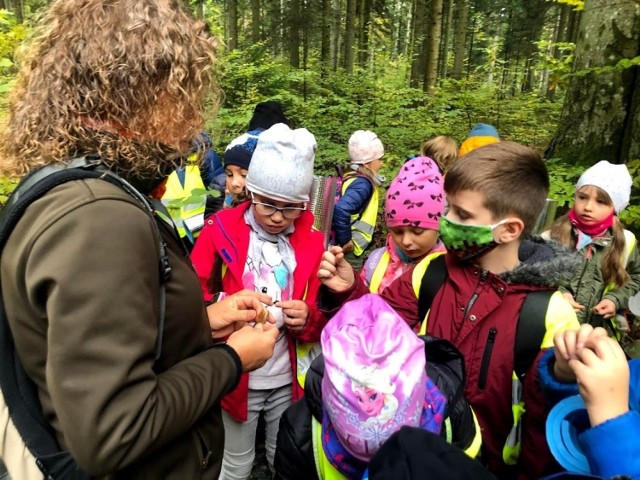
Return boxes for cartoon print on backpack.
[349,365,398,426]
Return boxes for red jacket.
[325,238,579,478]
[191,201,328,421]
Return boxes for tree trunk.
[451,0,468,80]
[251,0,261,44]
[423,0,443,91]
[545,4,566,101]
[358,0,373,67]
[438,0,453,80]
[410,0,427,88]
[321,0,331,75]
[331,0,342,71]
[547,0,640,164]
[344,0,356,73]
[289,0,301,68]
[226,0,238,51]
[520,0,551,92]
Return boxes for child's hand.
[563,292,585,312]
[553,324,608,382]
[341,240,354,253]
[570,335,630,427]
[592,298,617,319]
[277,300,309,332]
[317,246,356,292]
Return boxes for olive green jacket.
[1,178,241,479]
[559,229,640,325]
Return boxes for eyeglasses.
[251,193,307,219]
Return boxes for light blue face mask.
[438,216,509,262]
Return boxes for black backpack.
[417,254,554,381]
[0,157,170,479]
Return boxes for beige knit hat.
[348,130,384,164]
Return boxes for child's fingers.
[575,324,595,349]
[568,357,589,380]
[582,335,626,362]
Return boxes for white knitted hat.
[245,123,316,203]
[576,160,632,214]
[348,130,384,164]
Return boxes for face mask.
[439,216,509,262]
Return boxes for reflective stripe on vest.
[162,164,206,239]
[342,175,379,257]
[368,250,391,293]
[312,417,347,480]
[503,373,525,465]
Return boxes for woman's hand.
[227,323,279,372]
[207,289,274,338]
[317,246,355,292]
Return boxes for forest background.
[0,0,639,232]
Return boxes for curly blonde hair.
[0,0,218,179]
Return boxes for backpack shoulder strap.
[417,254,448,324]
[514,290,555,380]
[0,158,169,479]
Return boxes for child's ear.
[496,218,524,244]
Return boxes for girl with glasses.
[191,123,329,480]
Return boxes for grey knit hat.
[245,123,316,203]
[348,130,384,164]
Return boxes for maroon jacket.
[322,238,580,478]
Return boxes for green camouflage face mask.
[439,216,508,262]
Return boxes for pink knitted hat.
[321,294,427,461]
[385,156,444,230]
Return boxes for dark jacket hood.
[501,235,581,287]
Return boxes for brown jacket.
[1,177,240,479]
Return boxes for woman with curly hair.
[0,1,278,478]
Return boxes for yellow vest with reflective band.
[412,253,573,465]
[368,250,391,293]
[312,417,346,480]
[162,164,206,239]
[342,174,379,257]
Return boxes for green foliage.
[566,56,640,81]
[215,50,563,183]
[0,10,26,100]
[0,177,18,206]
[555,0,584,10]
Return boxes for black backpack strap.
[0,159,170,479]
[514,290,555,380]
[417,255,448,324]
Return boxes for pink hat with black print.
[385,156,444,230]
[321,294,429,461]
